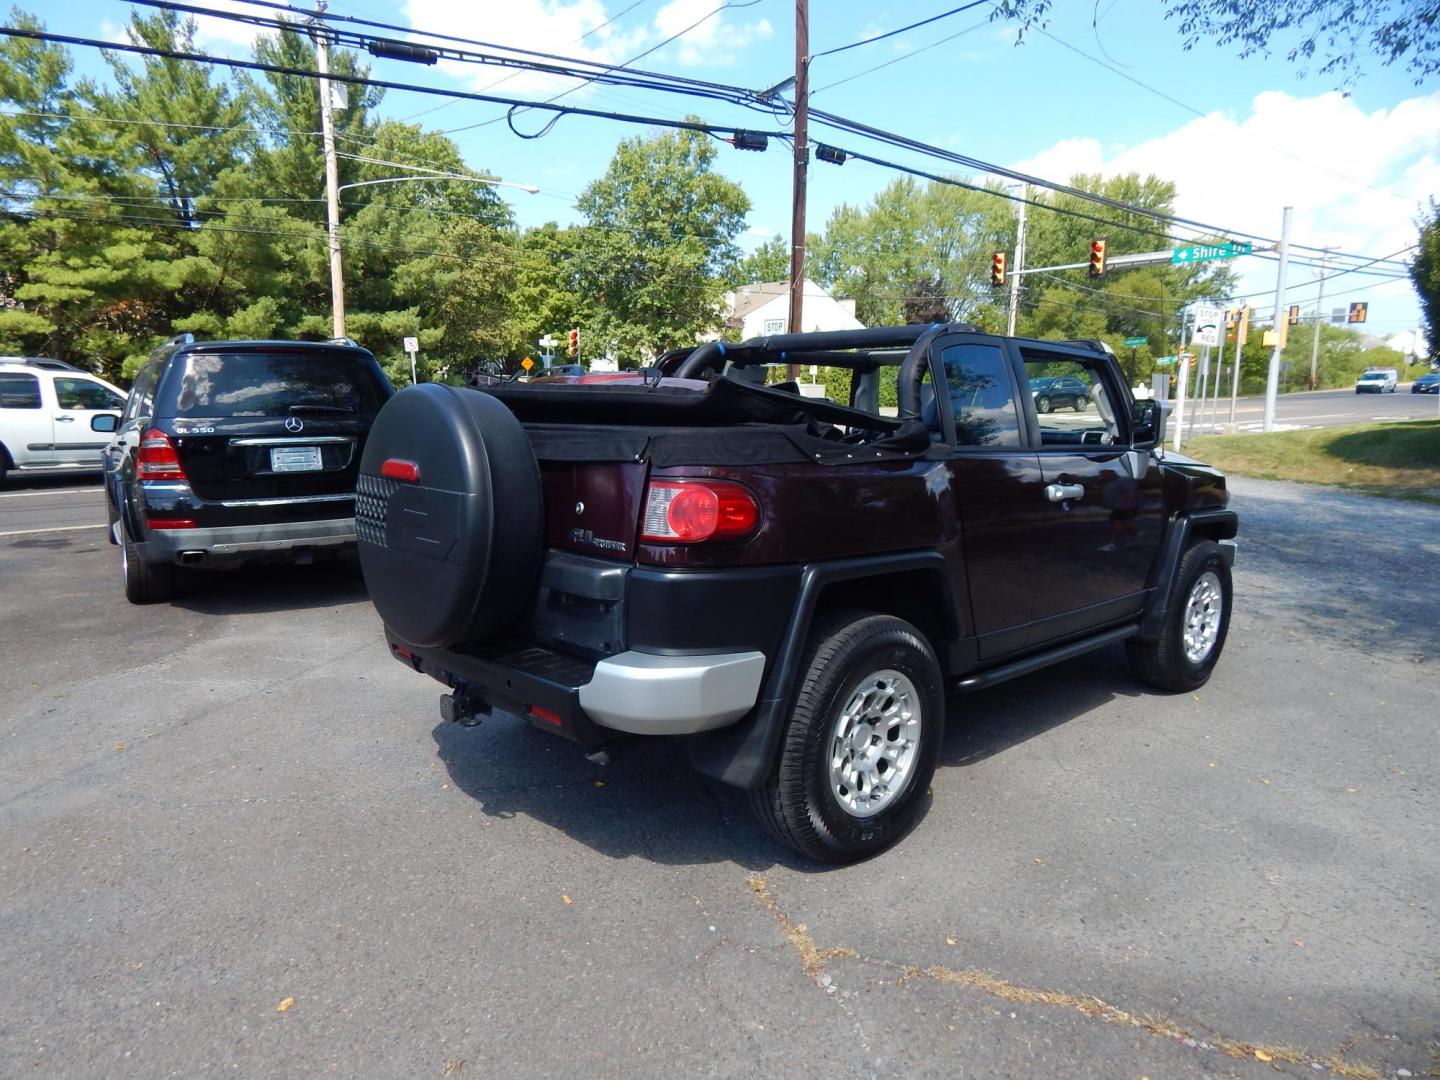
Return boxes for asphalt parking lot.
[1,475,1437,1078]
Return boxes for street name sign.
[1154,356,1177,367]
[1123,336,1148,348]
[1172,241,1254,265]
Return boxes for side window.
[1023,356,1121,445]
[54,377,125,411]
[123,363,160,423]
[0,372,42,409]
[933,343,1022,448]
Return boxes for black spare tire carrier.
[356,384,543,649]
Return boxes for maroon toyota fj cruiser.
[356,324,1237,862]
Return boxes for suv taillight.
[641,480,759,543]
[137,427,187,481]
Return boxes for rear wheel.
[1074,395,1089,412]
[750,612,944,864]
[119,520,176,604]
[1127,541,1231,692]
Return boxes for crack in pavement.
[747,873,1399,1080]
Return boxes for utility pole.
[1308,248,1332,391]
[785,0,809,379]
[1262,206,1292,433]
[1007,191,1026,337]
[314,4,345,340]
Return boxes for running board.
[952,625,1138,692]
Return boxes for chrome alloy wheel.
[828,669,922,819]
[1182,570,1223,665]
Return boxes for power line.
[435,0,765,137]
[14,13,1415,276]
[0,24,789,143]
[811,18,990,95]
[810,1,990,61]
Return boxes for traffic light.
[1225,309,1238,331]
[990,251,1006,288]
[1088,239,1107,277]
[1348,302,1368,324]
[1237,306,1250,345]
[567,328,579,356]
[1288,304,1301,325]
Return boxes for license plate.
[270,445,323,472]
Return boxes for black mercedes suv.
[98,335,393,603]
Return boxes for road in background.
[0,477,1436,1078]
[1187,384,1438,434]
[0,474,106,537]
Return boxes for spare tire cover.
[356,384,543,649]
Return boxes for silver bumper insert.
[579,650,766,736]
[1218,538,1237,567]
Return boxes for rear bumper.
[579,650,766,735]
[137,517,356,564]
[390,634,767,742]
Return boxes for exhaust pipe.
[178,551,206,565]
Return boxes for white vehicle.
[0,358,127,482]
[1354,368,1398,394]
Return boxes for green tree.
[734,234,790,285]
[573,125,750,363]
[1411,199,1440,364]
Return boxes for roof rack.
[0,356,85,372]
[158,332,196,350]
[328,337,359,347]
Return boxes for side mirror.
[1131,399,1168,449]
[91,413,119,433]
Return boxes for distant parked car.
[0,358,127,483]
[1030,374,1091,412]
[1355,370,1398,394]
[1410,373,1440,394]
[99,335,393,603]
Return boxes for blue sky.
[41,1,1440,343]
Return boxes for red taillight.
[381,458,421,482]
[640,481,759,543]
[145,518,196,530]
[137,428,187,481]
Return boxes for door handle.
[55,415,75,422]
[1045,483,1085,502]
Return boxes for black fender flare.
[687,550,958,790]
[1138,508,1238,639]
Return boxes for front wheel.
[750,612,944,864]
[1036,396,1052,413]
[1127,540,1231,692]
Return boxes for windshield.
[1360,373,1387,381]
[168,351,387,417]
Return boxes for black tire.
[749,612,945,864]
[1036,396,1052,414]
[0,443,10,485]
[1074,396,1089,412]
[119,519,176,604]
[1126,540,1231,692]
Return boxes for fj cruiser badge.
[570,528,625,552]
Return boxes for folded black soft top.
[479,376,928,466]
[481,373,903,432]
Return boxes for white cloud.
[1009,89,1437,325]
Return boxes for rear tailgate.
[157,347,389,525]
[539,461,648,561]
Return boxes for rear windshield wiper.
[288,402,355,414]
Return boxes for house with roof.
[723,278,865,339]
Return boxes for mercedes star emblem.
[284,416,304,433]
